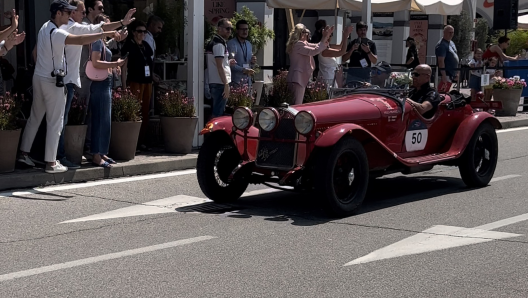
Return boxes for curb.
[497,118,528,130]
[0,154,197,192]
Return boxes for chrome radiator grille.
[255,110,297,169]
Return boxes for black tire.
[314,137,369,217]
[197,132,249,202]
[458,121,498,187]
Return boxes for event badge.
[481,74,490,86]
[360,59,368,68]
[145,66,151,77]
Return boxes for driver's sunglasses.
[411,72,421,77]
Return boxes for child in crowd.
[468,48,484,101]
[483,57,502,101]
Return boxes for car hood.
[293,93,398,124]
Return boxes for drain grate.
[176,202,239,214]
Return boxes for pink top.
[286,41,327,88]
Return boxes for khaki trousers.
[20,75,67,162]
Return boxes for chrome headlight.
[258,108,279,132]
[294,111,315,135]
[232,107,253,130]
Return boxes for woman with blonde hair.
[286,23,334,104]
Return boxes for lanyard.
[237,38,248,63]
[131,39,149,66]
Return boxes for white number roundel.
[405,120,428,151]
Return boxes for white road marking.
[497,126,528,134]
[344,211,528,266]
[0,236,216,282]
[490,174,522,183]
[0,169,197,199]
[60,188,281,223]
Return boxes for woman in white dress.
[310,20,353,87]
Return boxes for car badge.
[258,148,278,161]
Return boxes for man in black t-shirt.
[407,64,441,119]
[405,37,420,70]
[342,21,378,84]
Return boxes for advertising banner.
[409,15,429,65]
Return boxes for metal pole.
[362,0,372,39]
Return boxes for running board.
[399,152,457,165]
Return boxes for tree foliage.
[153,0,186,55]
[475,18,489,51]
[230,6,275,54]
[448,10,472,60]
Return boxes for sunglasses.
[238,28,249,31]
[62,10,73,15]
[135,30,147,34]
[77,10,86,15]
[221,26,233,31]
[412,72,430,77]
[96,5,104,10]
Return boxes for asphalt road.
[1,127,528,297]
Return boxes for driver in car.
[407,64,441,119]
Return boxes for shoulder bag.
[85,42,109,81]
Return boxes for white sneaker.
[45,160,68,173]
[17,154,36,167]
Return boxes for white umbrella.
[415,0,463,15]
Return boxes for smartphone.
[121,52,129,59]
[361,38,369,45]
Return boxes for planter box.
[161,117,198,154]
[0,129,21,173]
[109,121,142,161]
[64,125,87,165]
[493,89,523,116]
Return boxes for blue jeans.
[210,83,227,118]
[56,83,75,160]
[89,76,112,155]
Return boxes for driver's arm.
[407,99,433,115]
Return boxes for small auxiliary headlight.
[258,108,279,131]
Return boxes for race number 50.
[405,119,429,152]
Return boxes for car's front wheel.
[315,137,369,217]
[458,121,498,187]
[197,132,249,202]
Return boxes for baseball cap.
[373,61,392,73]
[405,36,415,42]
[50,0,77,13]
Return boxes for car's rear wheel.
[197,132,249,202]
[458,121,498,187]
[315,137,369,217]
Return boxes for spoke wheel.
[197,133,249,202]
[459,122,498,187]
[315,137,369,217]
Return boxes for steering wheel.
[343,80,367,89]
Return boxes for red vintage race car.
[196,88,501,217]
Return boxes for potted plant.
[492,76,527,116]
[158,90,198,154]
[63,94,87,165]
[0,92,23,173]
[227,81,254,113]
[261,71,294,107]
[109,88,142,160]
[389,72,413,88]
[304,79,329,103]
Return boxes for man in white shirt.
[18,0,119,173]
[54,0,135,168]
[145,15,163,61]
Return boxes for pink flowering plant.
[0,92,23,130]
[262,70,294,107]
[111,88,142,122]
[67,94,87,125]
[492,76,527,90]
[389,72,412,86]
[303,79,329,103]
[228,81,254,108]
[159,89,196,117]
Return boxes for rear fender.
[447,112,502,157]
[200,116,259,160]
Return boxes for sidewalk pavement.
[1,111,528,192]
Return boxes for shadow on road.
[176,175,475,225]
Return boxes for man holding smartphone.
[342,21,378,84]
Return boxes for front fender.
[200,116,259,160]
[447,112,502,157]
[314,123,383,148]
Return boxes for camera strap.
[50,26,68,75]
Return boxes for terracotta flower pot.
[64,125,87,165]
[109,121,142,161]
[160,117,198,154]
[493,88,523,116]
[0,129,22,173]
